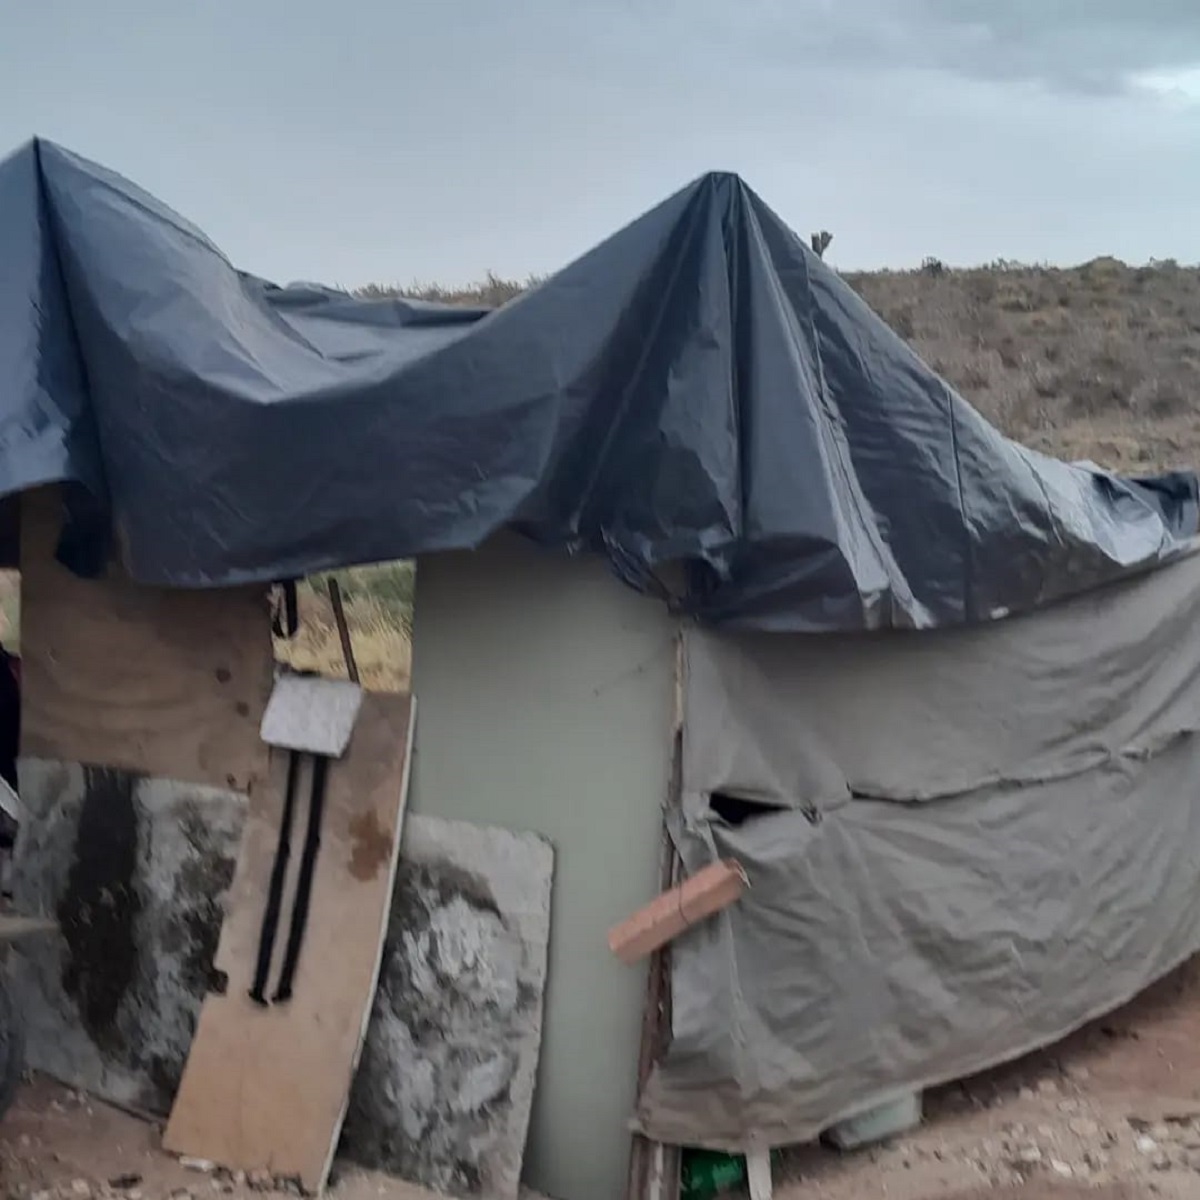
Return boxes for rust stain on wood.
[348,807,393,881]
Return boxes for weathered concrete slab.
[340,814,554,1200]
[10,758,244,1113]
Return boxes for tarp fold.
[0,137,1194,629]
[635,551,1200,1146]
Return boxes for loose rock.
[179,1160,216,1175]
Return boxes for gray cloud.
[913,1,1200,94]
[4,0,1200,283]
[674,1,1200,97]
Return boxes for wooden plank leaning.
[625,632,686,1200]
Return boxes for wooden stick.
[625,632,686,1200]
[327,578,359,684]
[747,1149,774,1200]
[608,860,748,965]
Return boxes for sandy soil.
[0,1077,439,1200]
[0,1078,547,1200]
[7,961,1200,1199]
[773,957,1200,1200]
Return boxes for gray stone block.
[10,758,244,1112]
[340,814,553,1200]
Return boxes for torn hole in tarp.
[708,791,822,828]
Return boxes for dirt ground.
[771,956,1200,1200]
[0,1078,435,1200]
[6,959,1200,1200]
[6,850,1199,1200]
[0,1077,550,1200]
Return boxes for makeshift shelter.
[3,136,1200,1200]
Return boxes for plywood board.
[163,692,415,1195]
[19,489,273,793]
[341,815,553,1200]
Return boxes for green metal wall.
[410,536,675,1200]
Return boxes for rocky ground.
[0,1079,549,1200]
[0,1077,445,1200]
[772,956,1200,1199]
[7,954,1200,1200]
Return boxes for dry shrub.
[842,257,1200,472]
[274,567,413,693]
[355,260,1200,478]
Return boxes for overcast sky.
[2,1,1198,287]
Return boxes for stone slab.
[10,759,244,1113]
[260,674,364,757]
[340,814,554,1200]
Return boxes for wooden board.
[163,692,415,1194]
[608,859,747,965]
[0,914,57,942]
[19,488,274,793]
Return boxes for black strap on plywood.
[248,750,300,1006]
[272,752,329,1003]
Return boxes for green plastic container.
[680,1149,746,1198]
[681,1147,785,1197]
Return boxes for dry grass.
[384,255,1200,475]
[275,569,413,693]
[358,271,533,308]
[275,590,411,692]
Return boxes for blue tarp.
[1,137,1195,630]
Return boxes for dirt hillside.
[848,257,1200,475]
[388,257,1200,477]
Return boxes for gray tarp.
[0,137,1196,629]
[636,549,1200,1148]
